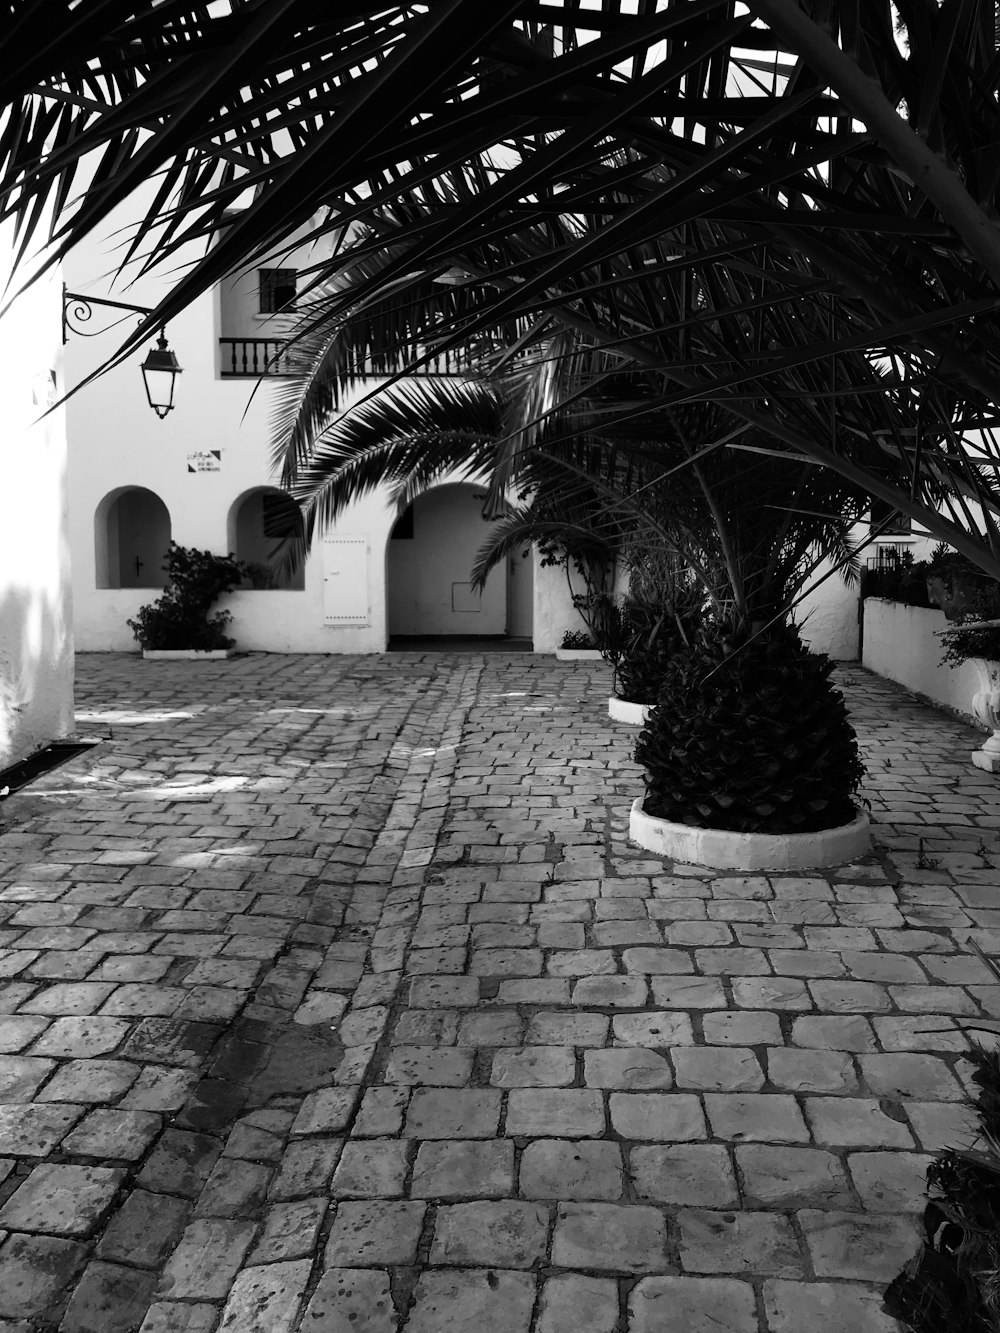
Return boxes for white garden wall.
[862,597,981,723]
[0,236,74,769]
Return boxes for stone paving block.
[798,1209,921,1280]
[495,979,571,1005]
[519,1139,623,1200]
[330,1139,410,1197]
[385,1048,473,1087]
[0,1233,88,1320]
[0,1103,84,1156]
[649,977,727,1008]
[695,947,770,975]
[628,1276,758,1333]
[736,1145,854,1209]
[456,1010,522,1047]
[0,1056,54,1101]
[411,1139,514,1198]
[766,1048,858,1094]
[905,1099,979,1150]
[405,1089,501,1139]
[249,1198,327,1263]
[122,1066,199,1112]
[535,1274,619,1333]
[805,1096,915,1148]
[791,1015,878,1051]
[408,976,480,1008]
[59,1259,157,1333]
[97,1190,192,1267]
[628,1144,738,1206]
[326,1200,426,1266]
[29,1016,132,1059]
[672,1047,764,1091]
[19,982,116,1015]
[848,1150,934,1212]
[677,1208,803,1275]
[0,1018,49,1054]
[35,1058,139,1104]
[571,976,649,1007]
[858,1052,965,1100]
[194,1157,272,1217]
[731,976,811,1010]
[0,1163,124,1236]
[873,1014,970,1052]
[158,1218,256,1300]
[491,1046,576,1087]
[612,1011,695,1047]
[405,1269,535,1333]
[583,1048,673,1089]
[506,1089,605,1137]
[269,1139,344,1200]
[392,1010,459,1046]
[609,1092,705,1141]
[701,1010,783,1045]
[552,1202,666,1272]
[291,1086,360,1134]
[217,1260,311,1333]
[704,1094,809,1143]
[138,1128,221,1197]
[546,950,617,976]
[352,1087,408,1138]
[139,1302,219,1333]
[524,1011,609,1046]
[764,1279,902,1333]
[430,1200,548,1268]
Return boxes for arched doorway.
[388,484,529,639]
[227,488,305,589]
[94,487,171,589]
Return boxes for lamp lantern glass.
[140,333,182,419]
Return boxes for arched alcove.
[227,488,305,590]
[94,487,171,589]
[386,483,511,637]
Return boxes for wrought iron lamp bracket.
[61,284,155,343]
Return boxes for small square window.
[259,268,297,314]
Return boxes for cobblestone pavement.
[0,652,998,1332]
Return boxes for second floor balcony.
[219,337,467,379]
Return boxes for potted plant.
[609,551,702,724]
[127,543,247,658]
[939,591,1000,771]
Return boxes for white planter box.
[142,649,234,660]
[608,696,651,725]
[629,796,871,871]
[555,648,602,661]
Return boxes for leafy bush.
[127,544,247,651]
[635,624,865,834]
[560,628,596,650]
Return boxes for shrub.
[127,544,247,651]
[635,623,865,834]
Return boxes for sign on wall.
[186,450,222,473]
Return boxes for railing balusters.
[219,337,462,378]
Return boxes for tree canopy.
[7,1,1000,569]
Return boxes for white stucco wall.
[796,558,859,661]
[0,246,74,767]
[863,597,980,723]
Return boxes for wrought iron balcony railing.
[219,337,467,378]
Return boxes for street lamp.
[62,285,183,419]
[140,333,183,419]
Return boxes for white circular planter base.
[629,797,871,871]
[608,696,651,725]
[142,649,233,660]
[554,648,603,661]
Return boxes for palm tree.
[6,1,1000,573]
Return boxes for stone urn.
[970,658,1000,772]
